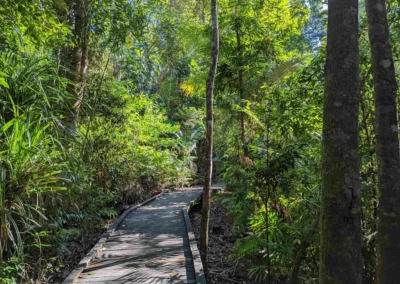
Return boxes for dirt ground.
[44,228,107,283]
[189,197,259,284]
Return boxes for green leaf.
[0,77,9,88]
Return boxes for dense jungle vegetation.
[1,0,400,283]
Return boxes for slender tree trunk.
[366,1,400,282]
[0,165,6,261]
[200,0,219,276]
[69,0,84,92]
[201,0,206,23]
[75,3,90,111]
[320,0,362,283]
[264,186,271,282]
[66,0,90,132]
[235,5,247,156]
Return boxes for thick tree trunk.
[319,0,362,283]
[200,0,219,276]
[366,1,400,282]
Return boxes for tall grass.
[0,51,73,129]
[0,50,70,264]
[0,114,66,260]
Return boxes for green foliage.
[0,256,23,284]
[0,0,69,50]
[81,89,192,195]
[0,47,197,282]
[217,45,324,281]
[0,108,66,261]
[0,0,397,282]
[0,51,73,126]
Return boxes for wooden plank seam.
[62,191,167,284]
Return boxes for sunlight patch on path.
[76,188,202,284]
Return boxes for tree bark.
[65,0,90,132]
[69,0,84,92]
[235,5,247,156]
[0,165,6,261]
[366,1,400,282]
[200,0,219,276]
[264,187,271,281]
[319,0,362,283]
[75,2,90,110]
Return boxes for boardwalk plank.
[75,189,202,284]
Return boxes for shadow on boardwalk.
[76,188,202,284]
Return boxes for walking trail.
[75,188,203,284]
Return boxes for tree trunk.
[319,0,362,283]
[66,0,90,132]
[75,3,90,111]
[0,165,6,261]
[264,187,271,282]
[235,5,247,156]
[200,0,219,276]
[69,0,84,92]
[366,1,400,282]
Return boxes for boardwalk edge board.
[182,193,207,284]
[62,191,166,284]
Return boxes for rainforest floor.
[45,228,107,283]
[190,194,260,284]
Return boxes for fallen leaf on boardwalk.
[88,273,92,275]
[170,273,177,277]
[78,275,84,278]
[100,247,106,251]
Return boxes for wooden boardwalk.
[75,188,202,284]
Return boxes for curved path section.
[76,188,202,284]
